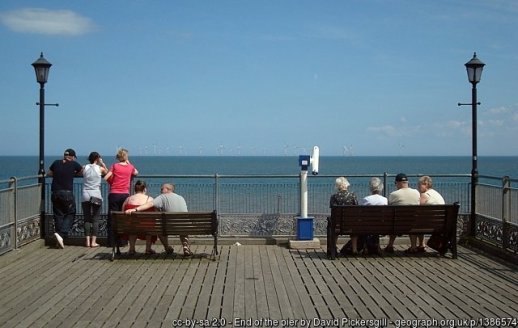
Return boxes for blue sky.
[1,0,517,157]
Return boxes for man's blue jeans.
[51,190,76,238]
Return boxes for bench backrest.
[330,204,459,235]
[111,211,218,236]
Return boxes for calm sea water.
[1,155,517,181]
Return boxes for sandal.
[91,243,100,248]
[183,249,193,257]
[145,249,156,255]
[417,246,426,253]
[128,250,137,256]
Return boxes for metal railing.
[1,173,517,255]
[0,176,41,255]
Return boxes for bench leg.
[451,237,458,259]
[211,237,218,261]
[326,219,336,260]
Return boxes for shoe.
[145,249,156,255]
[55,233,64,249]
[404,247,418,254]
[417,246,426,253]
[384,246,394,253]
[91,243,100,248]
[128,250,137,256]
[183,248,193,257]
[164,246,175,255]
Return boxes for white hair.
[369,177,383,194]
[335,177,350,191]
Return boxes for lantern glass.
[32,53,52,85]
[465,52,485,84]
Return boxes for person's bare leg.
[351,235,358,254]
[128,235,137,254]
[158,235,174,254]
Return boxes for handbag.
[427,233,449,255]
[89,196,103,206]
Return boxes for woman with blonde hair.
[104,148,138,247]
[413,175,445,252]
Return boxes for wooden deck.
[0,241,517,327]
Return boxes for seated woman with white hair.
[329,177,358,254]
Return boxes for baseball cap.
[64,148,76,158]
[395,173,408,182]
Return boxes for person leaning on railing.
[81,151,108,248]
[104,148,138,248]
[47,148,83,249]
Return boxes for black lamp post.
[32,52,52,239]
[460,52,485,237]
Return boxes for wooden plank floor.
[0,241,517,327]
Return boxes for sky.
[0,0,517,157]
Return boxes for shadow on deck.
[0,241,517,327]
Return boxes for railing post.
[9,177,18,250]
[383,172,388,197]
[214,174,219,234]
[502,176,510,250]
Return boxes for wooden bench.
[327,203,460,259]
[110,211,218,261]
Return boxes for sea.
[1,155,517,181]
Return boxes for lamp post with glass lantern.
[459,52,485,237]
[32,52,52,238]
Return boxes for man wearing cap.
[47,148,83,248]
[384,173,420,253]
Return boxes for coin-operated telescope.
[296,146,319,241]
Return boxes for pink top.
[107,162,136,194]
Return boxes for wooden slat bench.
[327,203,460,259]
[110,210,218,261]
